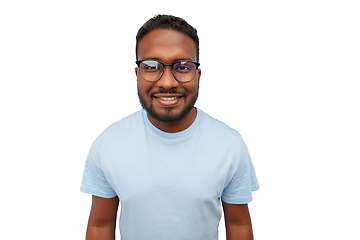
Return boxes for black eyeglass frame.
[135,59,200,82]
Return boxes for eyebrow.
[140,58,195,63]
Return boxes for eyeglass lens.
[139,60,197,82]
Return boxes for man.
[81,14,259,240]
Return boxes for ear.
[197,69,201,87]
[135,67,138,77]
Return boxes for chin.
[138,91,198,124]
[150,107,193,123]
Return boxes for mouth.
[157,96,179,100]
[153,94,183,107]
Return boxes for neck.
[147,108,197,133]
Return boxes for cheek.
[137,80,154,96]
[186,81,199,94]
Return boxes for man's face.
[136,29,201,124]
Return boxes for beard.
[138,89,199,124]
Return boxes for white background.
[1,0,359,239]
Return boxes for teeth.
[160,97,177,100]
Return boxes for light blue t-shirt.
[81,108,259,240]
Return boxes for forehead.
[137,29,197,63]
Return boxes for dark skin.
[222,201,254,240]
[85,29,254,239]
[136,29,201,133]
[86,196,119,240]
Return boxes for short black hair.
[136,14,199,62]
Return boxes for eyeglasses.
[136,59,200,82]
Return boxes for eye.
[178,65,191,71]
[174,62,194,73]
[141,60,161,72]
[144,65,158,70]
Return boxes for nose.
[156,66,179,89]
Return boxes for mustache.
[150,89,188,97]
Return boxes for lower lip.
[155,97,182,107]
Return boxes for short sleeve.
[80,134,117,198]
[221,136,259,204]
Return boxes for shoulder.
[95,109,144,143]
[104,109,143,133]
[199,109,244,146]
[200,110,242,138]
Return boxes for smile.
[153,95,183,107]
[159,97,178,101]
